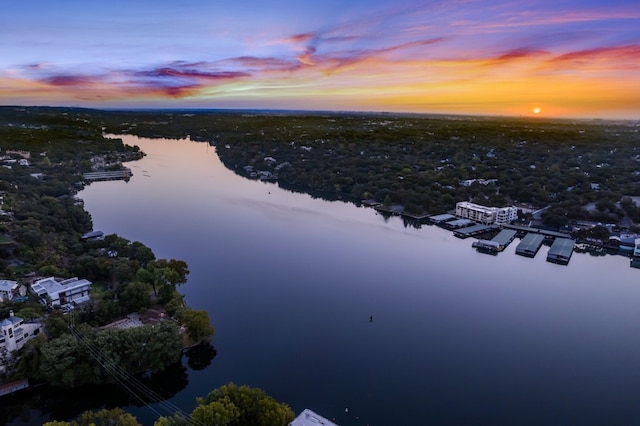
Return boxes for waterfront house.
[0,310,41,353]
[0,280,18,302]
[30,276,92,307]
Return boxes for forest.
[83,108,640,229]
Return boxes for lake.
[7,134,640,425]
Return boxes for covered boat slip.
[546,238,576,264]
[454,224,498,238]
[472,229,518,253]
[516,233,545,257]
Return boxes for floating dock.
[503,224,571,238]
[429,213,456,224]
[454,224,498,238]
[83,168,132,182]
[445,218,475,230]
[516,233,545,257]
[547,238,575,264]
[473,229,518,253]
[0,379,29,397]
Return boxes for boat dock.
[429,213,456,224]
[547,238,576,264]
[503,224,571,238]
[0,379,29,397]
[454,224,498,238]
[83,168,132,182]
[472,229,518,253]
[516,233,545,257]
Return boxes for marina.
[427,209,640,268]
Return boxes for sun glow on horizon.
[1,1,638,119]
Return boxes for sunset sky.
[1,0,639,119]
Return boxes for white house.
[30,277,92,307]
[0,311,41,353]
[0,280,19,302]
[455,201,518,225]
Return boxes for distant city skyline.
[1,0,639,119]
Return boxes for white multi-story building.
[30,277,92,307]
[495,206,519,225]
[455,202,518,225]
[0,311,41,353]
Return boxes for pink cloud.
[41,75,98,86]
[552,44,640,64]
[136,68,251,80]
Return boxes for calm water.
[8,135,640,425]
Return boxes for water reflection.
[185,343,217,371]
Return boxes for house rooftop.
[0,279,18,292]
[31,277,91,296]
[290,409,339,426]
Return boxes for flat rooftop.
[548,238,575,259]
[516,233,545,255]
[492,229,517,246]
[454,224,495,236]
[429,213,456,223]
[447,218,475,228]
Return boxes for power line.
[68,312,203,425]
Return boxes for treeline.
[43,383,294,426]
[85,108,640,228]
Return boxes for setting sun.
[533,107,542,114]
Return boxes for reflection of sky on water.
[78,135,640,426]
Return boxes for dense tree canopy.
[182,308,215,345]
[87,108,640,227]
[157,383,295,426]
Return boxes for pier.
[503,224,570,238]
[0,379,29,397]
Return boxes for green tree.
[15,306,41,321]
[43,408,142,426]
[44,310,70,338]
[17,333,47,380]
[193,383,295,426]
[120,280,152,312]
[129,241,156,266]
[182,309,215,344]
[192,398,241,425]
[38,334,100,388]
